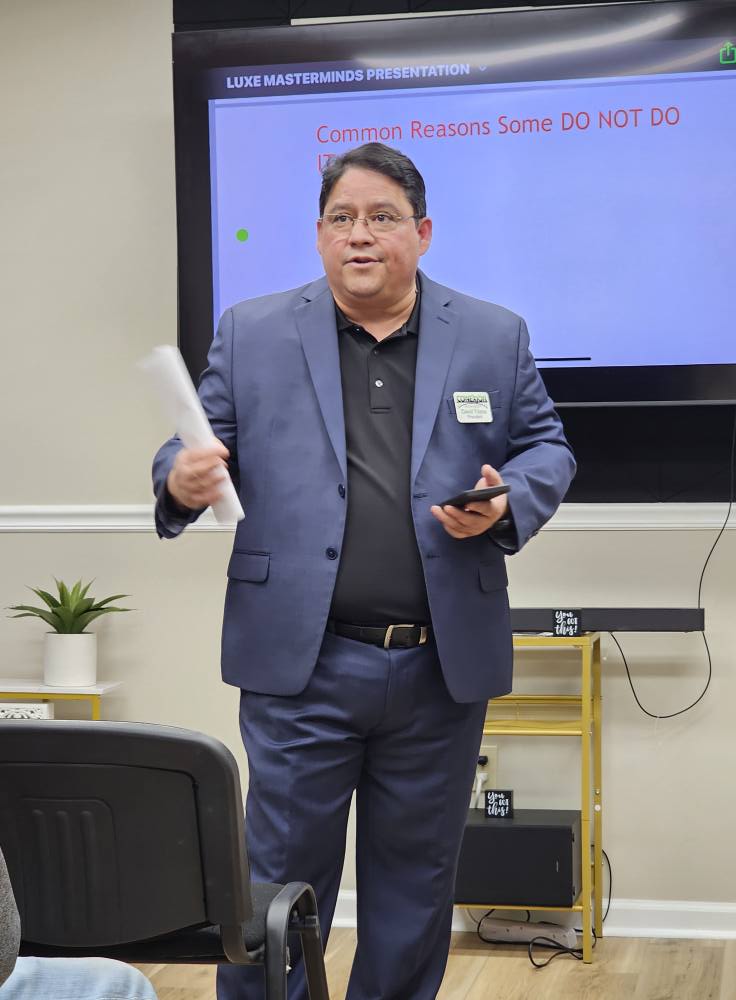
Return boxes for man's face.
[316,167,432,310]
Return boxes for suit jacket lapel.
[411,274,459,486]
[295,279,347,479]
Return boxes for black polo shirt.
[329,290,431,626]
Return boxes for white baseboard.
[333,890,736,939]
[601,899,736,939]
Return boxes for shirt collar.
[334,281,421,338]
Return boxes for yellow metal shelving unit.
[470,632,603,963]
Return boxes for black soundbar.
[510,608,704,633]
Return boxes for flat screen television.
[172,0,736,406]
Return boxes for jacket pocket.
[478,561,508,592]
[227,550,270,582]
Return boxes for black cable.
[602,849,612,922]
[609,630,712,720]
[528,929,597,968]
[608,406,734,720]
[574,850,613,930]
[697,405,736,609]
[466,907,494,928]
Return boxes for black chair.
[0,720,329,1000]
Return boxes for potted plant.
[8,578,131,687]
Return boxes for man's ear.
[417,217,433,257]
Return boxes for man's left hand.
[430,464,509,540]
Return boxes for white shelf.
[0,678,122,696]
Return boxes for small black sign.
[485,789,514,819]
[553,609,581,637]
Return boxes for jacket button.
[326,547,338,560]
[338,483,346,498]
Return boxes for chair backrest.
[0,720,252,947]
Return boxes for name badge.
[453,391,493,424]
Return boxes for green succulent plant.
[8,578,131,634]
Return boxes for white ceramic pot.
[43,632,97,687]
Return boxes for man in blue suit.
[153,143,575,999]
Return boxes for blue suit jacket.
[153,272,575,702]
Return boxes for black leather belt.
[326,619,430,649]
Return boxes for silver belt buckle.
[383,624,428,649]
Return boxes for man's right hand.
[166,440,230,512]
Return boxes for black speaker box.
[455,809,582,908]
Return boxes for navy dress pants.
[216,630,487,1000]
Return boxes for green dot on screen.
[235,228,249,242]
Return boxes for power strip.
[478,916,578,949]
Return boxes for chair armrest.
[266,883,329,1000]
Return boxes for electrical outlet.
[472,740,498,807]
[478,740,498,786]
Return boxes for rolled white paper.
[141,345,244,524]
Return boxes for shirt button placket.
[369,347,388,409]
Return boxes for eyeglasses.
[320,212,418,234]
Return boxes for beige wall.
[0,0,176,505]
[1,0,734,908]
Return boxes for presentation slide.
[208,68,735,369]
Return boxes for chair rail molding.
[0,505,227,533]
[0,503,733,533]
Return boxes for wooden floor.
[137,929,736,1000]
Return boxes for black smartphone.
[440,484,510,508]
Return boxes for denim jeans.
[0,957,157,1000]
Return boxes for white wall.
[1,0,734,916]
